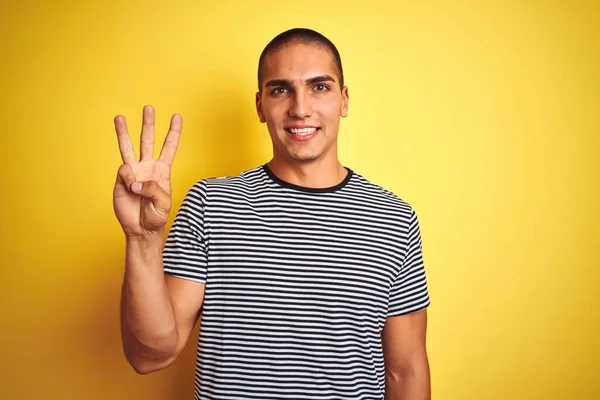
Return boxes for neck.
[267,157,348,189]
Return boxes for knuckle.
[118,164,134,177]
[118,164,130,176]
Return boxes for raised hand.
[113,105,182,238]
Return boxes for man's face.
[256,43,349,165]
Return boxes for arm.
[381,309,430,400]
[113,106,204,374]
[120,232,205,374]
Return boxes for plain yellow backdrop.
[1,0,598,399]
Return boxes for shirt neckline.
[262,164,353,194]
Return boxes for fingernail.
[133,182,142,191]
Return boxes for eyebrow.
[265,75,336,88]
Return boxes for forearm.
[120,233,177,372]
[384,352,431,400]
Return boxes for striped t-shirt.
[163,164,430,400]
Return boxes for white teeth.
[289,127,317,136]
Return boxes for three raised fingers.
[115,106,182,166]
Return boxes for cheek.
[263,102,287,123]
[263,109,286,135]
[316,101,342,121]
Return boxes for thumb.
[131,181,171,211]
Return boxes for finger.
[131,180,171,212]
[114,164,136,197]
[114,115,137,164]
[158,113,183,166]
[140,105,155,161]
[117,163,136,189]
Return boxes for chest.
[202,200,405,310]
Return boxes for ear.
[256,92,266,123]
[340,86,349,118]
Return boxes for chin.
[288,151,322,163]
[293,157,320,164]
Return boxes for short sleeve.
[387,209,431,317]
[163,180,208,283]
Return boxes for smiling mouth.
[285,127,320,136]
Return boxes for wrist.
[125,231,165,249]
[125,231,165,271]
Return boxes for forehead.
[262,43,338,84]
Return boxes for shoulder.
[184,165,269,199]
[203,165,266,190]
[346,170,417,218]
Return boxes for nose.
[288,90,313,119]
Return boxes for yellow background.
[1,0,598,399]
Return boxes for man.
[114,28,431,400]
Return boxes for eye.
[313,84,330,91]
[271,87,290,95]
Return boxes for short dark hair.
[257,28,344,92]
